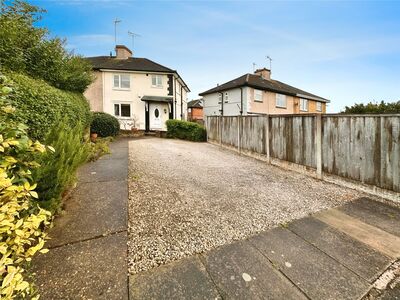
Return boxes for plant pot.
[90,133,98,142]
[131,127,138,133]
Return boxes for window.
[316,102,322,112]
[300,98,308,111]
[218,93,222,104]
[254,89,263,102]
[113,74,130,89]
[224,92,229,103]
[152,75,162,88]
[276,94,287,108]
[114,103,131,117]
[154,108,160,118]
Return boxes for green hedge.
[166,119,206,142]
[6,72,91,140]
[3,72,92,212]
[90,112,120,137]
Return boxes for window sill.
[112,88,131,91]
[254,100,263,103]
[275,105,287,109]
[115,116,132,119]
[300,110,309,112]
[151,85,163,89]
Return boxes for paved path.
[130,198,400,300]
[33,138,130,299]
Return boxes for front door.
[150,104,162,129]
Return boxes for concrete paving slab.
[33,232,128,300]
[47,180,127,247]
[315,208,400,259]
[129,256,220,300]
[78,157,128,183]
[249,227,369,300]
[289,216,391,282]
[201,241,307,299]
[379,283,400,299]
[339,197,400,237]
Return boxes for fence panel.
[206,114,400,193]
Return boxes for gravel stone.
[127,137,368,274]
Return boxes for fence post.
[219,115,222,147]
[266,114,270,163]
[315,114,323,179]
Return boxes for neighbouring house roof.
[187,99,203,108]
[85,56,190,92]
[199,73,329,102]
[141,95,173,103]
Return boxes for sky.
[30,0,400,112]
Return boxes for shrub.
[6,72,91,141]
[87,137,113,162]
[90,112,120,137]
[166,119,206,142]
[0,74,51,299]
[33,121,89,213]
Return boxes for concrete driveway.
[127,137,369,274]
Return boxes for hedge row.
[166,119,206,142]
[6,72,91,140]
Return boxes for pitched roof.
[85,56,190,92]
[187,99,203,108]
[199,73,329,102]
[86,56,174,73]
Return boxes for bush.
[166,119,206,142]
[33,121,89,213]
[6,72,91,141]
[90,112,120,137]
[0,74,51,299]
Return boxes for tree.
[342,101,400,114]
[0,0,93,92]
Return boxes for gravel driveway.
[128,137,366,274]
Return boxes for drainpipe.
[239,87,243,115]
[219,92,224,116]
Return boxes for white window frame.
[224,92,229,103]
[300,98,308,112]
[275,94,287,108]
[151,75,163,88]
[316,101,322,112]
[254,89,263,102]
[114,102,131,118]
[218,93,222,104]
[113,74,130,90]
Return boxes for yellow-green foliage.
[0,75,51,299]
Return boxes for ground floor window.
[114,103,131,117]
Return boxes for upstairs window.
[113,74,130,89]
[218,93,222,104]
[300,98,308,111]
[152,75,163,88]
[114,103,131,117]
[316,102,322,112]
[276,94,287,108]
[254,89,263,102]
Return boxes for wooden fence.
[206,114,400,194]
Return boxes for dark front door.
[145,102,150,132]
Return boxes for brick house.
[187,99,203,122]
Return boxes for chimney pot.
[115,45,133,59]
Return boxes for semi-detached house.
[84,45,190,131]
[199,68,329,116]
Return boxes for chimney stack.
[115,45,132,59]
[254,68,271,80]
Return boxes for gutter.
[219,92,224,116]
[239,87,243,115]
